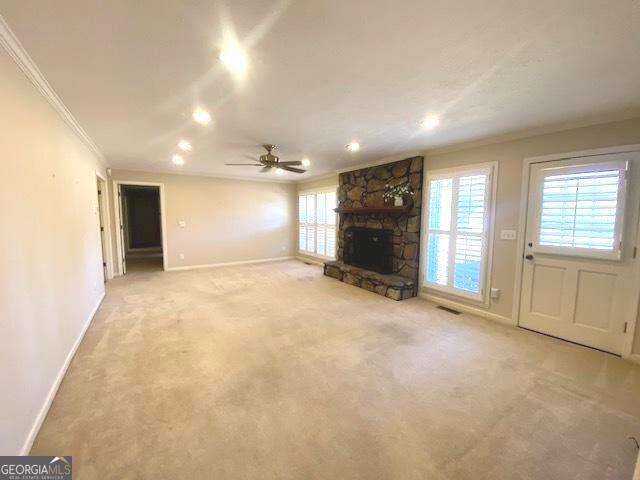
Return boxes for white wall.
[109,170,297,271]
[0,48,107,454]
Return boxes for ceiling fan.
[225,144,306,174]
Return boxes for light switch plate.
[500,229,517,241]
[178,220,186,227]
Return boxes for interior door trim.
[513,143,640,359]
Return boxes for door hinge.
[120,224,123,230]
[103,262,107,267]
[633,247,637,259]
[100,226,104,232]
[98,189,102,195]
[623,322,628,333]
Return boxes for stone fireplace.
[324,156,423,300]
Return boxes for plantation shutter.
[298,194,307,251]
[298,189,337,258]
[538,168,623,251]
[424,166,493,301]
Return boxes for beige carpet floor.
[32,260,640,479]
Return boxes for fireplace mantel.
[334,206,411,215]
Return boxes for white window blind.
[538,168,624,252]
[424,165,494,302]
[299,189,337,258]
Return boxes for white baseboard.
[295,256,325,267]
[20,292,105,455]
[165,256,294,272]
[418,292,516,326]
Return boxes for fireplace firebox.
[343,227,393,274]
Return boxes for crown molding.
[0,14,105,163]
[427,112,640,156]
[109,167,297,185]
[335,151,423,174]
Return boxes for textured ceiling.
[1,0,640,180]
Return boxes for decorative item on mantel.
[383,183,414,207]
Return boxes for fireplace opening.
[344,227,393,274]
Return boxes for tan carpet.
[32,260,640,479]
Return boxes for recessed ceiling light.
[178,140,192,151]
[301,158,311,167]
[219,46,247,74]
[421,114,440,129]
[275,168,284,176]
[172,154,185,166]
[192,108,211,125]
[346,142,360,152]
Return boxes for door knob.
[525,254,534,261]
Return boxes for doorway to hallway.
[114,181,167,275]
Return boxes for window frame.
[298,186,338,260]
[529,159,628,261]
[420,162,497,304]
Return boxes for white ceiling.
[2,0,640,180]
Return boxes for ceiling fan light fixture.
[301,158,311,167]
[275,168,284,175]
[172,154,185,166]
[192,108,211,125]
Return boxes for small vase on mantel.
[394,196,403,207]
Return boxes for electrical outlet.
[179,253,185,260]
[500,230,517,241]
[490,288,500,299]
[178,220,186,227]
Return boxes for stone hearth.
[324,156,423,300]
[324,261,415,300]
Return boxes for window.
[423,164,495,302]
[533,160,627,259]
[299,189,337,258]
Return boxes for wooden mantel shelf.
[334,206,411,215]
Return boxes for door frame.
[96,171,114,280]
[112,180,168,274]
[513,144,640,359]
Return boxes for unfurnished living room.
[2,1,640,479]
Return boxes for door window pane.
[539,170,620,250]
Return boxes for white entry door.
[519,152,640,355]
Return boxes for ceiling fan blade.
[280,166,306,174]
[242,155,262,162]
[276,161,303,166]
[260,166,272,173]
[224,163,263,166]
